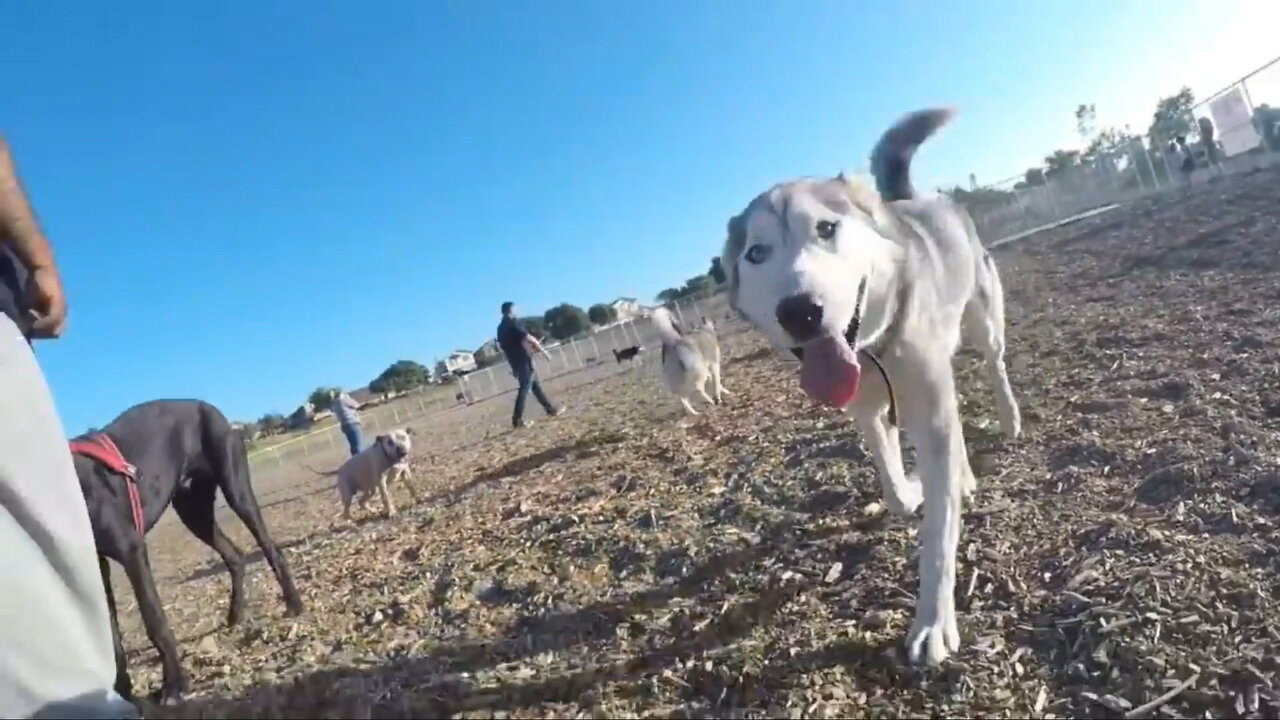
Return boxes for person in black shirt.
[497,301,563,428]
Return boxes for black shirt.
[497,316,532,370]
[0,245,30,336]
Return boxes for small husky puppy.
[650,307,730,415]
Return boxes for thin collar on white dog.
[845,276,898,427]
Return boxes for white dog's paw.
[906,605,961,666]
[1005,421,1021,441]
[1002,410,1022,441]
[961,468,977,502]
[885,476,923,517]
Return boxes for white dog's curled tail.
[869,107,957,202]
[650,306,684,344]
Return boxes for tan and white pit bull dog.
[306,428,418,520]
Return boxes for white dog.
[719,108,1021,667]
[307,428,417,520]
[651,307,730,416]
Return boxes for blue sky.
[3,0,1276,431]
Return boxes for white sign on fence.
[1209,87,1263,157]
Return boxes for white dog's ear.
[404,427,416,436]
[721,211,747,311]
[837,173,896,231]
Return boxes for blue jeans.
[340,422,363,456]
[512,364,555,427]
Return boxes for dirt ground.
[128,167,1280,718]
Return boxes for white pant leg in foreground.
[0,315,135,719]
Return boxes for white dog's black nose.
[776,294,824,342]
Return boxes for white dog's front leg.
[378,477,396,518]
[905,419,964,666]
[400,468,420,502]
[852,409,920,516]
[851,363,920,516]
[895,353,967,667]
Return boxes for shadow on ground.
[144,512,928,719]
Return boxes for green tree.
[1043,149,1081,179]
[308,386,341,412]
[522,315,548,340]
[946,185,1015,211]
[543,303,590,340]
[258,413,287,435]
[656,288,683,303]
[1147,87,1196,145]
[1074,103,1097,143]
[681,274,716,299]
[708,257,726,285]
[369,360,432,394]
[587,303,618,326]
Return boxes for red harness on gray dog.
[69,433,145,535]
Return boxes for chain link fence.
[962,56,1280,246]
[456,290,733,406]
[245,290,736,486]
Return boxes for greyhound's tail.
[303,463,340,478]
[869,107,957,202]
[612,348,622,363]
[650,307,683,344]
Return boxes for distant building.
[609,297,643,321]
[349,387,377,405]
[436,350,478,379]
[474,338,504,367]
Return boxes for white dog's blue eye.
[744,244,771,264]
[816,220,839,240]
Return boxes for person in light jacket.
[331,390,363,455]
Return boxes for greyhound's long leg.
[172,483,247,626]
[712,363,731,400]
[695,377,716,407]
[118,540,189,704]
[98,553,132,702]
[217,442,304,617]
[679,397,700,416]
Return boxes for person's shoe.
[548,404,566,417]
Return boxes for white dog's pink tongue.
[799,336,862,408]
